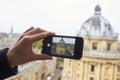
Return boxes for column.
[110,64,114,80]
[111,64,115,80]
[84,61,88,80]
[113,64,117,80]
[98,63,101,80]
[100,63,105,80]
[82,61,85,80]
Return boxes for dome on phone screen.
[59,38,65,44]
[79,5,113,37]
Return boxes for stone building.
[0,26,19,49]
[62,5,120,80]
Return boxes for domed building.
[56,38,66,54]
[62,5,120,80]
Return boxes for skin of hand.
[7,27,55,66]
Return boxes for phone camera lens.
[47,43,51,47]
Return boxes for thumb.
[31,53,53,61]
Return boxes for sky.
[0,0,120,39]
[53,37,75,44]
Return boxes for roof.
[80,5,113,37]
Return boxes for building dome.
[59,38,65,44]
[80,5,113,37]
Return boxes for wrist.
[7,50,15,67]
[0,48,18,79]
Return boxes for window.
[78,63,80,66]
[91,65,94,72]
[107,43,111,51]
[92,42,97,50]
[90,77,94,80]
[117,66,120,72]
[69,60,71,66]
[117,78,120,80]
[77,74,80,77]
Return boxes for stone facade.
[62,54,120,80]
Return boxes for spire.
[9,25,13,38]
[11,25,13,34]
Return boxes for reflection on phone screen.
[51,36,75,57]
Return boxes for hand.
[7,27,55,66]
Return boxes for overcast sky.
[0,0,120,38]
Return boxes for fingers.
[19,27,48,41]
[16,27,55,46]
[16,27,35,43]
[23,27,47,36]
[21,27,47,39]
[23,27,34,33]
[30,31,55,43]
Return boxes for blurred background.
[1,0,120,80]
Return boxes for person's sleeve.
[0,48,18,80]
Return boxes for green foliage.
[32,40,43,49]
[57,57,64,62]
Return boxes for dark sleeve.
[0,48,18,80]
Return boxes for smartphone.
[41,35,84,59]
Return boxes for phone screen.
[51,36,75,57]
[41,35,84,59]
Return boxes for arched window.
[117,66,120,72]
[107,43,110,51]
[91,65,95,72]
[92,42,97,50]
[90,77,94,80]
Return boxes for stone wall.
[5,58,56,80]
